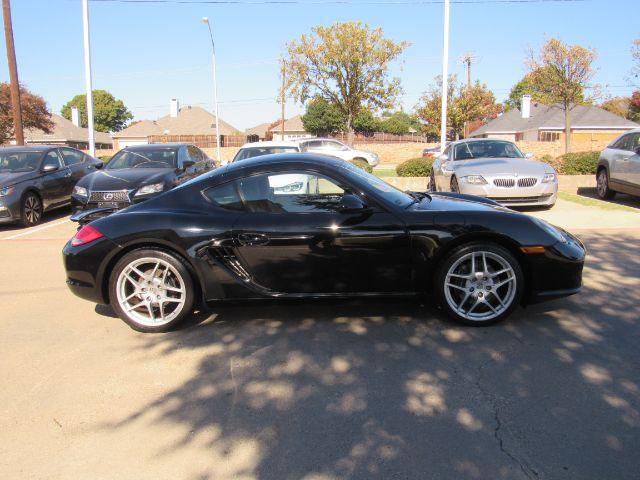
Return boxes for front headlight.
[135,182,164,196]
[0,185,15,197]
[73,185,88,197]
[542,173,557,183]
[532,217,567,244]
[461,175,488,185]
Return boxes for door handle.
[65,172,72,177]
[237,233,269,246]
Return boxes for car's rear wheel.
[20,192,42,227]
[450,176,460,193]
[596,168,616,200]
[109,249,195,332]
[435,243,524,326]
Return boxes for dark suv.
[0,145,103,227]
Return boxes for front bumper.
[0,196,20,223]
[526,229,586,304]
[459,179,558,207]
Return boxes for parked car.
[596,128,640,200]
[0,145,103,227]
[298,138,379,166]
[432,139,558,208]
[64,153,585,332]
[71,143,214,215]
[232,141,300,163]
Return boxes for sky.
[0,0,637,131]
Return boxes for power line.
[87,0,591,5]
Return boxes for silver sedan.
[431,139,558,208]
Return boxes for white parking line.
[1,219,71,240]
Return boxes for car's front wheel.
[20,192,42,227]
[450,176,460,193]
[596,168,616,200]
[109,249,195,332]
[435,243,524,326]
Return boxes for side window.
[188,146,203,162]
[60,148,84,166]
[303,140,323,150]
[42,151,63,170]
[628,133,640,151]
[322,140,345,151]
[612,134,631,150]
[204,182,244,211]
[178,147,190,166]
[237,171,346,213]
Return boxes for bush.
[396,157,433,177]
[349,158,373,173]
[558,151,599,175]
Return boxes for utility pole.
[439,0,450,153]
[460,52,475,138]
[81,0,96,156]
[280,58,286,141]
[2,0,23,145]
[202,17,221,164]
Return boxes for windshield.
[0,151,43,173]
[106,148,177,170]
[233,147,299,162]
[454,141,524,161]
[341,162,414,208]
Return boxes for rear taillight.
[71,225,104,246]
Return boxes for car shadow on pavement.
[576,187,640,210]
[94,232,640,480]
[0,206,72,234]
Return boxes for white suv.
[298,138,379,167]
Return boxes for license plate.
[97,202,119,209]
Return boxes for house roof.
[470,103,640,137]
[245,122,272,138]
[113,106,239,138]
[269,115,306,133]
[24,113,113,145]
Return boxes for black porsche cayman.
[63,154,585,332]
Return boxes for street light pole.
[439,0,450,153]
[202,17,221,164]
[81,0,96,157]
[2,0,23,145]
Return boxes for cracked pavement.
[1,219,639,479]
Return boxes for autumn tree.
[61,90,132,133]
[630,38,640,87]
[599,97,631,119]
[302,97,345,136]
[415,75,501,140]
[285,21,408,145]
[0,83,54,145]
[527,38,597,153]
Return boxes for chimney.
[170,98,179,118]
[521,95,531,119]
[71,107,80,127]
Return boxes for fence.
[147,134,248,148]
[329,132,432,144]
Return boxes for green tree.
[527,38,597,153]
[352,110,380,136]
[0,83,54,145]
[415,75,501,140]
[379,111,419,135]
[61,90,132,133]
[285,21,408,145]
[302,97,345,136]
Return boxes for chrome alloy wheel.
[597,170,608,197]
[24,195,41,225]
[444,251,517,322]
[116,257,187,327]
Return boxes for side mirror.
[339,193,368,213]
[437,154,448,162]
[182,160,196,169]
[42,163,59,172]
[94,162,104,169]
[525,152,534,159]
[634,146,640,155]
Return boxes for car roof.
[225,153,343,173]
[124,143,188,151]
[239,141,300,149]
[0,145,60,152]
[450,138,517,146]
[298,138,342,143]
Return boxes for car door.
[39,150,71,208]
[230,169,411,294]
[299,139,324,154]
[608,133,634,183]
[625,133,640,188]
[59,147,91,185]
[433,145,452,191]
[321,140,350,160]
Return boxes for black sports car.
[63,154,585,332]
[71,143,214,214]
[0,145,103,227]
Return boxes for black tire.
[20,192,42,227]
[435,242,524,326]
[596,168,616,200]
[450,176,460,193]
[109,249,195,333]
[429,174,436,192]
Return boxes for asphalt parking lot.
[1,203,639,480]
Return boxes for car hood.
[77,168,174,191]
[0,170,38,187]
[453,158,552,176]
[412,192,514,213]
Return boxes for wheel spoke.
[146,302,155,322]
[124,291,139,302]
[457,292,471,311]
[471,253,477,274]
[494,276,515,289]
[164,285,184,293]
[467,299,480,314]
[123,272,140,288]
[159,301,165,321]
[446,282,467,292]
[482,252,488,273]
[484,298,498,313]
[163,297,183,304]
[490,268,511,278]
[126,300,145,312]
[448,272,471,280]
[131,266,147,279]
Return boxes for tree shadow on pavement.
[96,232,640,480]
